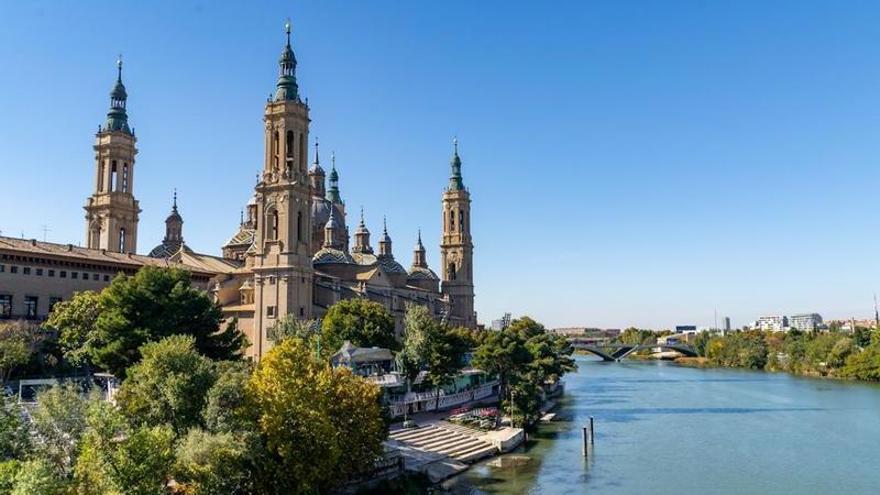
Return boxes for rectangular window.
[72,272,78,279]
[36,268,43,276]
[22,267,30,275]
[92,273,99,281]
[24,296,38,320]
[0,295,11,319]
[10,266,17,274]
[49,297,62,312]
[60,271,67,278]
[267,306,277,319]
[0,264,4,272]
[48,269,55,277]
[103,275,110,282]
[299,307,304,317]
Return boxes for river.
[444,355,880,494]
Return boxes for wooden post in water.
[582,426,588,457]
[590,416,595,444]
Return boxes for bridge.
[568,339,698,362]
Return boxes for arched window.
[111,160,118,191]
[122,163,129,193]
[299,132,306,171]
[296,211,303,242]
[449,210,455,231]
[98,161,105,192]
[119,228,126,252]
[286,130,294,157]
[448,262,457,281]
[90,225,101,248]
[273,131,279,169]
[269,210,279,240]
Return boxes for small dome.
[309,163,325,176]
[313,247,355,265]
[379,256,407,274]
[351,252,378,266]
[408,266,439,281]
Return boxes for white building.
[789,313,823,332]
[755,315,788,331]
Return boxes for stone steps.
[389,424,497,463]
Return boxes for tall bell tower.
[250,21,314,356]
[440,139,476,328]
[84,57,140,253]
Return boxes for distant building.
[755,315,788,331]
[550,327,588,336]
[675,325,697,334]
[723,317,731,332]
[788,313,823,332]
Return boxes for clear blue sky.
[2,1,879,329]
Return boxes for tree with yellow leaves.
[248,338,387,494]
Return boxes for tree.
[73,399,174,495]
[321,298,398,354]
[842,342,880,381]
[694,331,712,357]
[202,361,254,434]
[472,329,531,425]
[174,429,257,495]
[0,399,30,462]
[115,335,217,435]
[267,316,319,343]
[46,291,102,368]
[0,321,42,383]
[248,338,386,494]
[424,328,469,396]
[397,304,437,385]
[29,384,90,476]
[9,459,66,495]
[69,267,245,377]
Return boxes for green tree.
[174,429,257,495]
[202,360,254,434]
[115,335,217,435]
[10,459,66,495]
[472,329,531,425]
[842,342,880,381]
[0,399,29,462]
[424,327,470,400]
[75,267,245,377]
[248,338,387,494]
[321,298,397,354]
[0,460,21,494]
[30,384,90,475]
[396,304,437,385]
[0,321,42,383]
[694,331,712,357]
[46,291,102,368]
[73,400,174,495]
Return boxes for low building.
[331,341,395,377]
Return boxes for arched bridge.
[568,340,698,362]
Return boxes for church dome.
[313,247,355,265]
[351,252,377,266]
[408,266,439,280]
[378,255,407,274]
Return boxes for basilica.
[0,23,476,360]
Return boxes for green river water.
[444,355,880,494]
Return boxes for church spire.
[104,55,132,134]
[309,138,326,198]
[327,151,343,204]
[448,137,464,191]
[412,228,427,268]
[323,204,340,249]
[274,19,300,102]
[378,216,393,256]
[352,206,373,254]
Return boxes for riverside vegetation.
[0,266,574,494]
[684,326,880,381]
